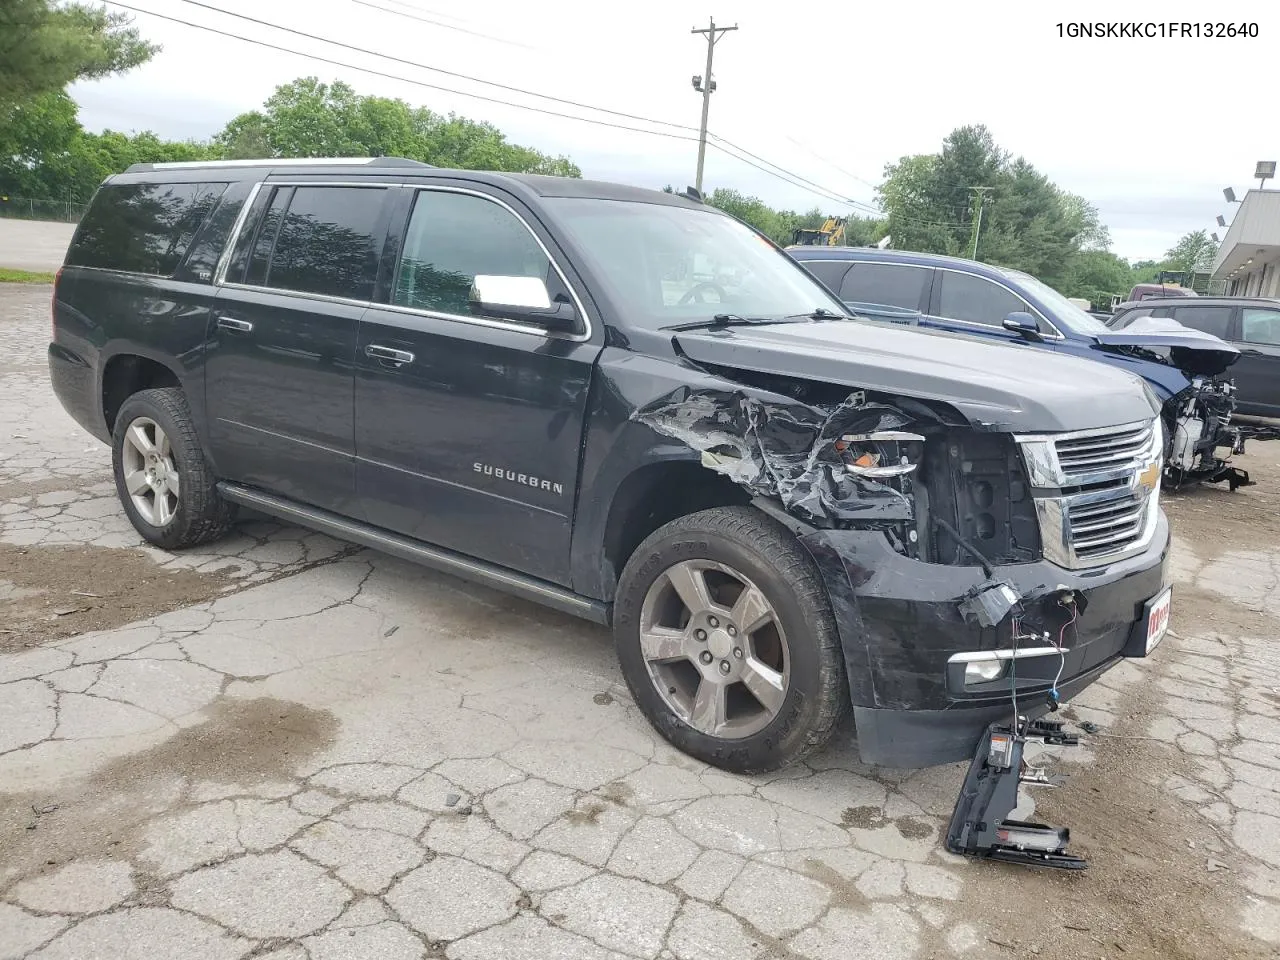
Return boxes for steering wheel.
[678,282,728,305]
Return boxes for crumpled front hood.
[673,320,1158,434]
[1092,316,1239,378]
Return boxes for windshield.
[1001,269,1110,335]
[545,197,848,328]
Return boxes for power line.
[782,135,881,192]
[105,2,701,142]
[169,0,897,214]
[884,210,971,228]
[348,0,535,50]
[702,142,858,210]
[706,132,878,214]
[172,0,699,134]
[105,1,903,218]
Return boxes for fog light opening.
[965,660,1006,684]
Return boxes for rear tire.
[613,506,847,773]
[111,387,235,550]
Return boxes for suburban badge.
[474,462,563,495]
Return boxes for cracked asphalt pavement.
[2,283,1279,959]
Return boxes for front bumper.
[799,511,1170,767]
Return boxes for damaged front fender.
[632,385,944,525]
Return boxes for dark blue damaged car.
[788,246,1248,488]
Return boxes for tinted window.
[798,259,851,293]
[178,181,254,283]
[245,187,291,287]
[1111,307,1152,329]
[262,186,385,300]
[1168,305,1233,339]
[937,270,1028,326]
[840,263,929,310]
[68,182,227,276]
[1241,308,1280,346]
[395,191,552,315]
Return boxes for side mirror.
[1002,311,1042,341]
[468,275,578,331]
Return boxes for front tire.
[111,387,235,550]
[613,506,847,773]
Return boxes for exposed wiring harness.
[1009,615,1021,731]
[1046,594,1079,710]
[1007,592,1078,731]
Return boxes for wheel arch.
[99,347,187,434]
[574,449,751,603]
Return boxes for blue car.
[787,246,1249,488]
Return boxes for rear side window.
[393,190,552,315]
[936,270,1028,327]
[68,182,227,276]
[259,186,386,300]
[1169,305,1233,340]
[1241,308,1280,346]
[245,187,291,288]
[840,263,929,310]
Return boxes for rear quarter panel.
[55,269,217,443]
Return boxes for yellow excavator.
[791,217,846,246]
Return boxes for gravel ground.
[1,283,1277,959]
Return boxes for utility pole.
[969,186,993,260]
[690,18,738,194]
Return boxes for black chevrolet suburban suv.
[50,158,1172,772]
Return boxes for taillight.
[51,266,63,338]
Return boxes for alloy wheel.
[121,416,180,527]
[638,559,790,739]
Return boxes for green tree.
[704,190,885,247]
[705,188,788,241]
[0,91,82,199]
[1163,230,1217,275]
[0,91,217,205]
[1128,259,1160,289]
[877,124,1111,288]
[1059,193,1110,251]
[1063,250,1133,308]
[877,154,959,255]
[214,77,581,176]
[0,0,156,106]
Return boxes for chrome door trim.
[213,180,264,286]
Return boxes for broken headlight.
[835,431,926,478]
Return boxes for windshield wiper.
[784,307,849,321]
[667,314,808,331]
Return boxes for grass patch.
[0,268,56,284]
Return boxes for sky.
[69,0,1277,262]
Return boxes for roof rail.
[123,156,434,173]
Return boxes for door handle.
[216,316,254,333]
[365,344,415,365]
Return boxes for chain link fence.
[0,197,88,223]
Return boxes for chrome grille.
[1067,495,1148,559]
[1017,420,1163,570]
[1053,421,1156,483]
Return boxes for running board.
[217,482,610,625]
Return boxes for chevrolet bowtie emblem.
[1137,461,1160,493]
